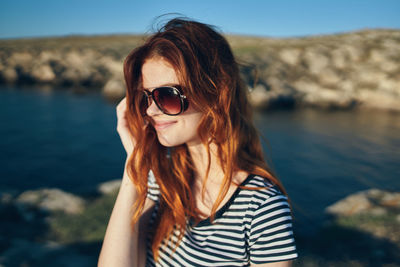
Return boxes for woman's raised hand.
[116,97,136,157]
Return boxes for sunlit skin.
[142,57,204,148]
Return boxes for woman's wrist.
[118,158,137,196]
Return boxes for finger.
[116,97,126,112]
[116,98,128,119]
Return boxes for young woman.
[98,18,297,267]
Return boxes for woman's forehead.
[141,57,180,89]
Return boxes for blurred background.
[1,0,400,266]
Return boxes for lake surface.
[1,85,399,233]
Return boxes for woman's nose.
[146,98,163,116]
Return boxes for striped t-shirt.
[146,172,298,266]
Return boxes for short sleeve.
[248,194,298,264]
[146,170,160,202]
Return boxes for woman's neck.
[186,142,248,217]
[187,142,224,183]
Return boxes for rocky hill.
[0,29,399,111]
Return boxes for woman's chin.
[157,134,179,147]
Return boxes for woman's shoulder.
[236,174,290,210]
[240,174,286,196]
[240,175,298,264]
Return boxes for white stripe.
[251,245,297,255]
[253,201,290,218]
[252,208,291,230]
[183,234,245,253]
[148,188,159,193]
[250,230,294,246]
[191,223,244,232]
[248,178,271,187]
[251,221,294,242]
[203,235,244,247]
[190,228,244,239]
[172,235,247,261]
[252,213,293,232]
[251,236,295,249]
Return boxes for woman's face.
[141,57,203,147]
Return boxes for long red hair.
[123,18,286,260]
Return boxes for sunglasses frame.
[142,86,188,116]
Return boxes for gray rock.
[16,188,85,216]
[102,78,125,100]
[318,69,342,86]
[31,64,56,82]
[357,89,400,111]
[0,67,18,83]
[331,48,348,69]
[326,191,372,216]
[8,52,33,67]
[37,51,62,63]
[248,84,269,107]
[381,192,400,207]
[279,49,301,66]
[98,56,123,77]
[326,189,400,217]
[293,79,356,109]
[61,67,91,84]
[98,179,121,195]
[303,49,330,75]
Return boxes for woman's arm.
[98,97,154,266]
[98,162,155,267]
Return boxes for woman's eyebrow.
[143,83,180,90]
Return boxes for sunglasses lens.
[153,87,182,115]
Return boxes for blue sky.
[0,0,399,39]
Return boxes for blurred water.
[1,86,399,232]
[0,86,125,194]
[254,108,400,231]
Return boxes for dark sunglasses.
[140,86,189,116]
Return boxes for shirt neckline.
[189,173,255,227]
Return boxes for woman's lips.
[153,121,177,131]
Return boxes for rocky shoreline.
[1,182,399,266]
[0,180,121,267]
[1,29,399,111]
[295,189,400,266]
